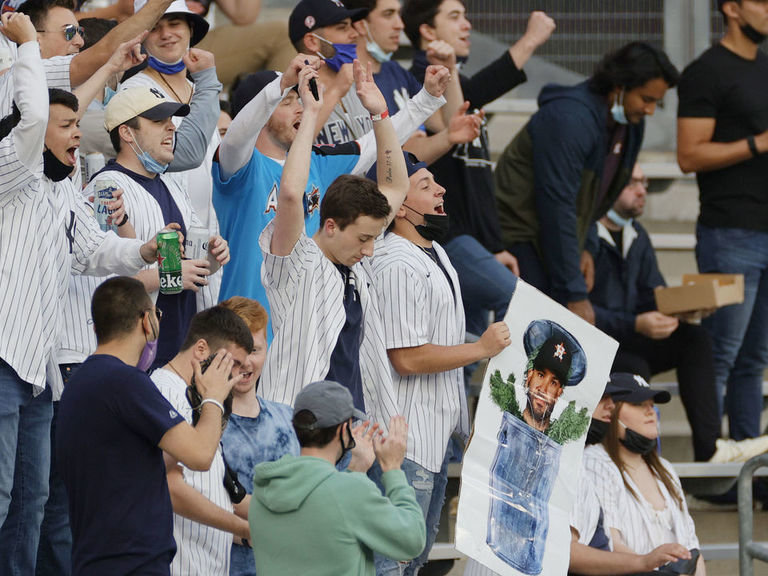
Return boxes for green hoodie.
[249,455,426,576]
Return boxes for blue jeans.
[696,224,768,440]
[36,364,78,576]
[371,457,449,576]
[443,235,518,337]
[0,359,53,576]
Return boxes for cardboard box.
[654,274,744,315]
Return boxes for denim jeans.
[696,224,768,440]
[371,456,449,576]
[36,364,78,576]
[0,359,53,576]
[443,235,518,337]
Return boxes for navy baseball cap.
[230,71,302,118]
[608,372,671,404]
[293,380,367,429]
[603,378,631,399]
[366,151,428,183]
[289,0,368,45]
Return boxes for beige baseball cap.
[104,86,190,132]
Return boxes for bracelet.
[116,213,129,227]
[747,135,759,158]
[370,109,389,122]
[200,398,225,415]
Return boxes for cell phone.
[305,59,319,101]
[662,548,699,575]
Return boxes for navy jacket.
[590,220,666,341]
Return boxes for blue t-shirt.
[104,161,197,370]
[374,60,423,120]
[212,143,361,324]
[57,354,185,576]
[221,397,299,576]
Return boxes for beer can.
[85,153,105,183]
[157,231,183,295]
[92,178,118,232]
[184,225,209,261]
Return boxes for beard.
[527,389,556,422]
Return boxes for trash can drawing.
[486,411,561,575]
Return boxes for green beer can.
[157,231,183,295]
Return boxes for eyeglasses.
[36,24,85,42]
[629,177,649,189]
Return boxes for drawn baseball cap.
[293,380,367,429]
[289,0,368,45]
[104,86,189,132]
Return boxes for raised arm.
[73,33,146,121]
[508,11,555,70]
[355,60,409,221]
[69,0,174,87]
[269,66,323,257]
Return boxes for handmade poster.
[456,280,618,576]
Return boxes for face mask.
[136,314,159,372]
[128,129,169,174]
[336,421,356,465]
[404,204,450,243]
[363,21,392,63]
[147,54,186,75]
[43,148,74,182]
[606,208,631,228]
[741,23,767,44]
[313,34,357,73]
[619,420,656,455]
[586,419,609,445]
[102,85,118,107]
[611,88,628,125]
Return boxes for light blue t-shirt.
[212,143,361,329]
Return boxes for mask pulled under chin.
[741,23,767,44]
[606,208,632,228]
[147,54,186,75]
[619,421,657,455]
[585,419,609,445]
[404,205,450,243]
[43,149,74,182]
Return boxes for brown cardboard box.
[654,274,744,315]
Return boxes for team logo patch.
[149,87,165,100]
[306,185,320,213]
[553,342,566,361]
[328,0,345,6]
[634,374,650,388]
[264,183,278,214]
[304,15,315,29]
[169,409,178,419]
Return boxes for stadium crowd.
[0,0,767,575]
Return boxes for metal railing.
[739,453,768,576]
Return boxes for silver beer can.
[185,225,210,260]
[85,153,105,184]
[93,178,118,232]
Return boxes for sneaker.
[708,436,768,464]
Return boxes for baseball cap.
[608,372,671,404]
[104,86,190,132]
[134,0,210,46]
[366,151,428,183]
[293,380,367,429]
[603,378,631,399]
[230,71,283,118]
[289,0,368,45]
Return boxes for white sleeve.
[218,74,291,179]
[10,41,48,173]
[350,87,446,175]
[43,54,74,90]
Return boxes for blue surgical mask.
[128,129,169,174]
[606,208,631,228]
[313,33,357,73]
[147,54,186,75]
[102,85,117,107]
[611,89,628,125]
[363,21,392,63]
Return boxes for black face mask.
[619,423,656,455]
[741,23,767,44]
[586,419,609,445]
[404,204,450,243]
[43,149,73,182]
[336,421,356,466]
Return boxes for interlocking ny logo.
[149,88,165,99]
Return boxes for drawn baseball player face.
[525,368,565,422]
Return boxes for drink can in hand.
[85,153,106,184]
[157,231,183,295]
[185,225,209,261]
[93,178,118,232]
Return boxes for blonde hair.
[219,296,268,336]
[603,401,684,510]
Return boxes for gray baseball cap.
[293,380,367,429]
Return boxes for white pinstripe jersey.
[371,234,469,473]
[258,221,399,430]
[0,42,144,395]
[120,71,222,309]
[152,369,231,576]
[583,444,699,554]
[58,168,200,370]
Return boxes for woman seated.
[584,372,705,575]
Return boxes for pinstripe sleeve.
[375,261,429,350]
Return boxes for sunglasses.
[36,24,85,42]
